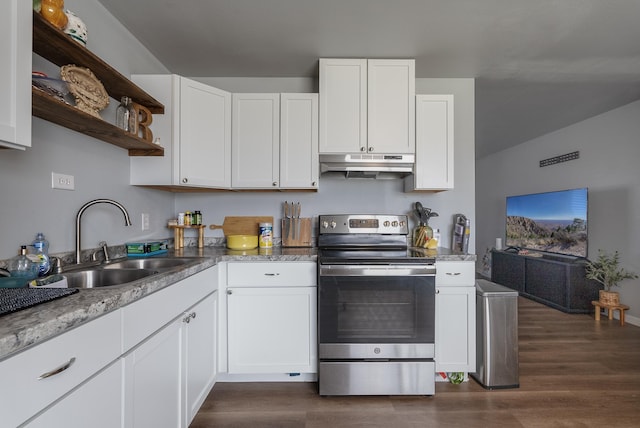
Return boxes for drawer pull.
[264,273,280,276]
[183,312,197,323]
[446,272,461,276]
[38,357,76,380]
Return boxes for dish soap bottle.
[9,246,37,278]
[30,232,51,277]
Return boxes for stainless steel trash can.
[470,279,519,389]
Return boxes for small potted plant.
[586,250,638,305]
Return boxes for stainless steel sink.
[65,268,158,289]
[103,257,198,271]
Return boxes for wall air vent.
[539,151,580,167]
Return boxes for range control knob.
[322,221,329,229]
[383,221,390,227]
[392,221,398,227]
[330,221,337,229]
[399,220,406,227]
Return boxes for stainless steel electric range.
[317,214,436,396]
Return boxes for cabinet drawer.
[122,266,216,351]
[0,310,122,428]
[436,261,476,286]
[227,262,317,287]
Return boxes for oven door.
[318,264,435,360]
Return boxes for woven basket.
[599,290,620,305]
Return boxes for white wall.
[0,0,172,260]
[175,78,476,251]
[476,100,640,319]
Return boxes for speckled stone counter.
[0,247,317,361]
[0,245,475,361]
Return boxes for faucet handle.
[99,241,110,263]
[50,257,62,274]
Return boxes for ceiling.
[97,0,640,158]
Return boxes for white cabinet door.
[227,287,317,374]
[184,291,218,427]
[0,0,31,149]
[435,286,476,373]
[232,93,280,188]
[25,360,124,428]
[367,59,415,154]
[319,58,415,154]
[319,58,367,154]
[405,94,454,191]
[280,93,319,189]
[180,78,232,187]
[130,75,232,188]
[123,317,183,428]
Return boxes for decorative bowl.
[226,235,258,250]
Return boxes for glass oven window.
[319,276,435,344]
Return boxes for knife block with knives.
[282,201,312,247]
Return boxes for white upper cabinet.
[405,94,454,191]
[279,93,319,189]
[0,0,31,149]
[232,93,280,188]
[232,93,318,190]
[130,75,232,189]
[319,58,415,154]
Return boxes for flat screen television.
[505,187,588,258]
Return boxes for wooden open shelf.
[32,89,164,156]
[32,11,165,156]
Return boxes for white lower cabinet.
[0,310,122,428]
[221,262,317,378]
[184,291,218,425]
[124,316,183,428]
[25,360,124,428]
[228,286,316,374]
[435,261,476,373]
[123,265,219,428]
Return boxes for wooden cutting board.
[209,216,274,236]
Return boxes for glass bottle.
[9,246,37,278]
[413,223,433,248]
[116,96,137,133]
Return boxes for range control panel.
[319,215,408,235]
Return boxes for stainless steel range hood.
[319,154,414,179]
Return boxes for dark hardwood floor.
[191,297,640,427]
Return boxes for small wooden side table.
[169,225,206,249]
[592,300,630,326]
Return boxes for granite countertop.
[0,245,473,361]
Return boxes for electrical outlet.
[141,213,150,231]
[52,172,75,190]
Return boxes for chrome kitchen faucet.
[75,199,132,264]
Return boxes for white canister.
[495,237,503,250]
[259,222,273,248]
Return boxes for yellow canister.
[259,222,273,248]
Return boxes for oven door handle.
[320,265,436,276]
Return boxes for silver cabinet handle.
[227,289,233,295]
[38,357,76,380]
[264,273,280,276]
[368,146,373,152]
[446,272,461,276]
[183,312,196,323]
[182,178,188,183]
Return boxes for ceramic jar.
[64,10,88,46]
